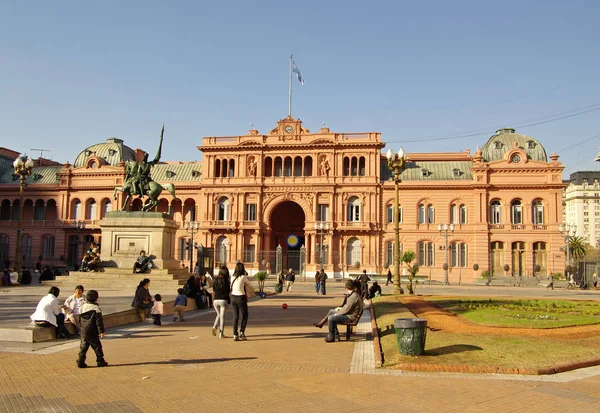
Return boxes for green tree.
[568,236,588,274]
[401,250,419,295]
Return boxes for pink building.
[0,118,566,283]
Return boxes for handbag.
[245,283,256,298]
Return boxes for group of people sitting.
[81,242,101,272]
[30,284,88,339]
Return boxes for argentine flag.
[292,60,304,85]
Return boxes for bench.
[339,306,365,341]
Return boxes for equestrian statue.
[113,125,177,212]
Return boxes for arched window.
[264,157,273,177]
[72,200,82,220]
[459,204,467,224]
[222,159,228,177]
[491,241,504,276]
[101,199,112,218]
[34,200,45,221]
[347,196,361,222]
[0,200,10,220]
[46,199,58,221]
[215,159,221,177]
[511,241,525,276]
[346,237,361,266]
[386,204,402,223]
[216,236,229,265]
[450,204,457,224]
[427,204,435,224]
[511,200,522,224]
[450,242,467,267]
[217,197,230,221]
[418,241,434,266]
[343,157,350,176]
[418,204,425,224]
[21,235,32,259]
[532,200,544,224]
[385,241,402,268]
[351,157,358,176]
[283,157,292,177]
[303,156,313,176]
[228,159,235,177]
[359,157,366,176]
[490,200,501,224]
[86,200,97,220]
[10,200,20,221]
[293,156,303,176]
[0,235,9,254]
[42,235,55,258]
[533,242,547,275]
[275,157,283,176]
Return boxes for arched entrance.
[269,201,305,273]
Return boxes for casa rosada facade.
[0,116,567,283]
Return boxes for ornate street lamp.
[438,223,455,285]
[314,222,330,270]
[184,221,200,273]
[558,223,577,280]
[13,155,34,273]
[386,147,407,295]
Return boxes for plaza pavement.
[0,280,600,412]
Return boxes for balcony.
[337,221,372,231]
[511,224,526,230]
[205,220,238,230]
[532,224,547,230]
[489,224,505,230]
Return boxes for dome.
[73,138,136,167]
[480,128,547,163]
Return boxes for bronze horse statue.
[113,179,176,212]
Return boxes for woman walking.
[314,271,321,295]
[212,265,231,338]
[230,262,253,341]
[131,278,153,321]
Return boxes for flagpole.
[288,54,293,117]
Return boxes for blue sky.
[2,0,599,176]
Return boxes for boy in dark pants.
[77,290,108,368]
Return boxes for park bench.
[339,306,365,341]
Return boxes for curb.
[369,299,383,367]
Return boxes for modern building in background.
[564,171,600,248]
[0,117,568,282]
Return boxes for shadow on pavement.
[112,356,258,367]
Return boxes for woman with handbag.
[230,262,253,341]
[132,278,153,321]
[212,265,231,338]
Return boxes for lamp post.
[71,220,86,269]
[184,221,200,273]
[386,147,407,295]
[438,223,455,285]
[558,223,577,280]
[13,155,34,273]
[314,222,329,270]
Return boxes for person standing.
[131,278,153,321]
[230,262,253,341]
[314,271,321,295]
[76,290,108,368]
[386,269,393,286]
[319,270,328,295]
[30,286,72,339]
[546,274,554,290]
[359,269,371,299]
[172,288,188,322]
[212,265,231,338]
[63,285,86,333]
[593,273,597,290]
[285,268,295,292]
[151,294,164,326]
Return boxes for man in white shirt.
[63,285,86,333]
[30,286,73,339]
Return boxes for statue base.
[99,211,179,270]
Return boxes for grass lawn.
[373,296,600,370]
[431,298,600,328]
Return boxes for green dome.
[480,128,547,162]
[74,138,135,167]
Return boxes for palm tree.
[568,236,587,276]
[401,250,419,295]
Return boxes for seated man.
[369,281,382,298]
[313,280,363,342]
[39,266,55,283]
[133,250,153,274]
[30,286,73,339]
[80,252,92,272]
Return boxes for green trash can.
[394,318,427,355]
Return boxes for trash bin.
[394,318,427,355]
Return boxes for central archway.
[269,201,306,272]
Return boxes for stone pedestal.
[99,211,179,270]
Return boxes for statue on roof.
[113,125,176,212]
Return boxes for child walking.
[77,290,108,368]
[172,288,188,322]
[151,294,164,325]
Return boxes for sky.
[2,0,600,177]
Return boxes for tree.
[568,236,588,274]
[401,250,419,295]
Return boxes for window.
[359,157,366,176]
[346,237,361,266]
[418,204,425,224]
[348,197,361,222]
[532,200,543,224]
[217,197,230,221]
[228,159,235,177]
[216,236,229,265]
[418,241,434,266]
[86,200,97,220]
[10,200,19,220]
[284,157,292,177]
[459,204,467,224]
[21,235,32,259]
[34,200,45,221]
[102,199,112,218]
[0,235,8,254]
[451,243,467,267]
[386,204,402,224]
[490,200,501,224]
[244,245,255,262]
[42,235,55,258]
[511,200,522,224]
[385,242,401,268]
[72,200,82,220]
[246,204,257,221]
[318,204,329,221]
[427,204,435,223]
[450,204,457,224]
